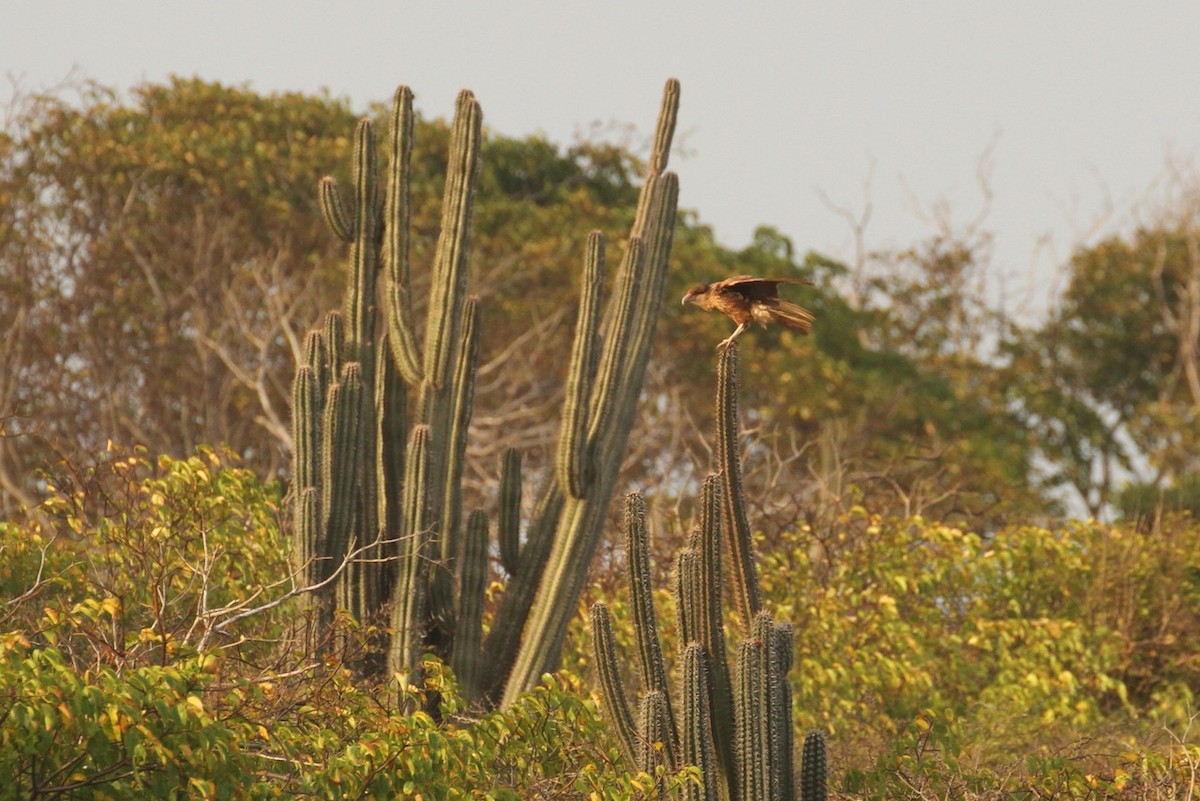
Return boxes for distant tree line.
[2,77,1198,530]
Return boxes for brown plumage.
[681,275,815,350]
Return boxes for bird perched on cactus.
[681,275,815,349]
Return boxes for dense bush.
[0,449,697,799]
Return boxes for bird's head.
[681,284,709,305]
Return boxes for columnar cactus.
[289,79,682,707]
[717,343,763,628]
[591,341,809,800]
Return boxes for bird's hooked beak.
[681,290,698,306]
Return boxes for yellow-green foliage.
[570,507,1200,797]
[755,507,1200,795]
[4,447,1199,798]
[1,446,290,664]
[0,448,694,799]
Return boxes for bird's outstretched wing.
[713,275,813,301]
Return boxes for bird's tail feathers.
[768,300,815,334]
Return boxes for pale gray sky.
[7,2,1200,320]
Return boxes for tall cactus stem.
[344,119,379,365]
[317,176,353,243]
[452,509,488,698]
[625,493,680,761]
[383,85,423,384]
[388,424,431,684]
[672,547,702,648]
[319,363,363,585]
[716,343,763,628]
[556,230,605,498]
[439,296,480,567]
[424,90,481,389]
[638,690,673,785]
[481,480,564,703]
[497,448,523,576]
[697,474,737,794]
[680,643,719,801]
[590,602,639,767]
[735,638,768,801]
[376,344,407,556]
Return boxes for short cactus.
[800,729,828,801]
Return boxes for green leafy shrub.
[0,447,694,799]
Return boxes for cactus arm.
[452,509,489,698]
[323,311,344,378]
[583,236,644,456]
[291,364,319,525]
[497,448,523,576]
[774,621,797,801]
[589,602,640,767]
[638,689,673,790]
[343,119,379,366]
[695,473,738,799]
[672,547,702,648]
[799,730,828,801]
[624,493,680,761]
[423,91,481,389]
[753,612,784,801]
[556,231,605,499]
[480,478,564,703]
[439,296,480,566]
[716,343,763,628]
[680,643,719,801]
[382,85,423,384]
[734,638,768,801]
[503,179,678,703]
[317,176,354,243]
[319,363,363,584]
[388,424,431,684]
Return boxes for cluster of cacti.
[289,79,680,705]
[591,345,830,801]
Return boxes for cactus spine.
[290,80,682,706]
